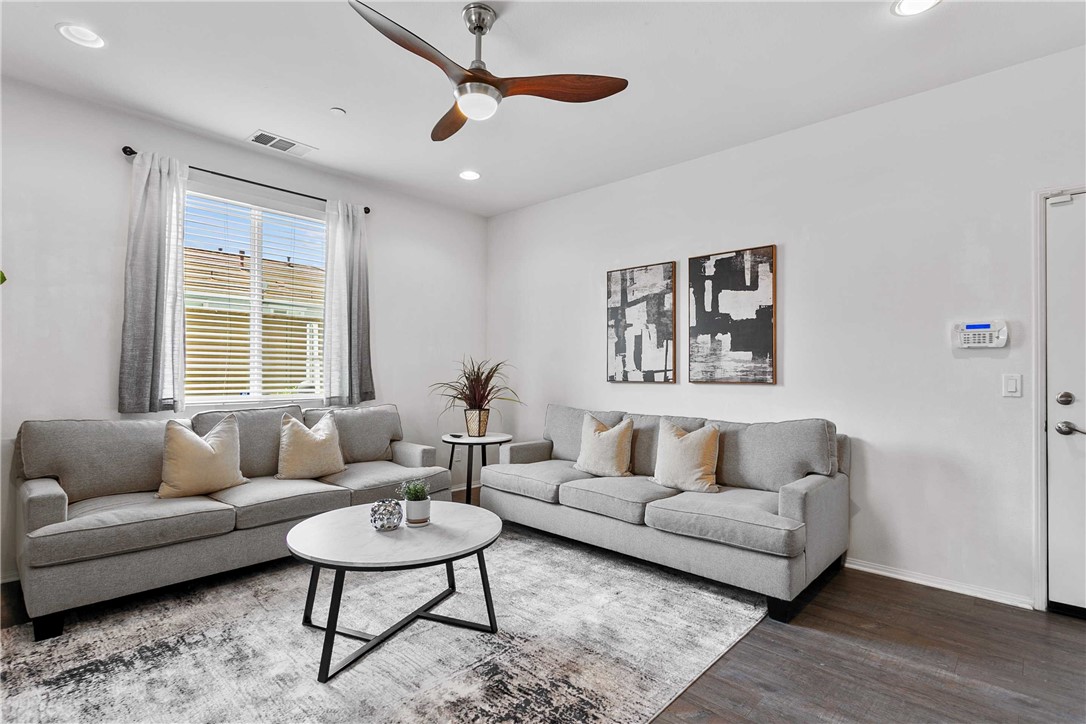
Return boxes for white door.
[1047,191,1086,611]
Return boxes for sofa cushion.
[210,476,349,529]
[573,415,634,477]
[159,416,248,498]
[481,460,595,503]
[651,421,721,493]
[559,476,679,525]
[277,413,346,479]
[624,414,706,476]
[320,461,450,505]
[644,488,806,557]
[191,405,303,478]
[304,404,402,463]
[18,419,176,503]
[705,418,838,491]
[543,404,625,462]
[25,492,235,567]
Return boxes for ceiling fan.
[347,1,629,141]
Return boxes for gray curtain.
[324,201,375,406]
[118,152,188,413]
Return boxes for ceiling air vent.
[247,130,316,158]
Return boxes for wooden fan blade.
[348,0,470,85]
[496,74,628,103]
[431,103,468,142]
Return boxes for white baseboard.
[2,571,19,585]
[844,558,1034,610]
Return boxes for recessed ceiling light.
[891,0,941,16]
[459,170,481,181]
[56,23,105,48]
[329,107,347,116]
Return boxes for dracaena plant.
[429,357,523,413]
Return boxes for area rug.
[2,524,765,723]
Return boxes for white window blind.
[182,191,326,402]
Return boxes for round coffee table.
[286,501,502,682]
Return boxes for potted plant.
[400,479,432,527]
[429,357,522,437]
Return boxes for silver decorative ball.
[370,499,403,531]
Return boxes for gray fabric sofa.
[480,404,850,621]
[12,403,450,640]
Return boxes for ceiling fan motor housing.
[462,4,497,35]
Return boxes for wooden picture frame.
[606,261,677,383]
[688,245,776,384]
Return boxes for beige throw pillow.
[159,415,248,498]
[277,412,347,479]
[573,414,634,477]
[651,420,721,492]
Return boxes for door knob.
[1057,391,1075,405]
[1054,421,1085,435]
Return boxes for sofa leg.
[766,597,796,623]
[33,613,64,641]
[829,553,845,571]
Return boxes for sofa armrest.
[499,440,552,465]
[779,473,850,586]
[390,440,436,468]
[17,478,68,535]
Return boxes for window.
[182,191,326,402]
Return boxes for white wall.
[1,79,489,580]
[486,47,1086,607]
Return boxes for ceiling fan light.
[455,83,501,121]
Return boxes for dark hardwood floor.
[4,484,1083,723]
[657,569,1085,723]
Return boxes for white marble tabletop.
[286,501,502,570]
[441,433,513,445]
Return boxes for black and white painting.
[607,261,676,383]
[688,245,776,383]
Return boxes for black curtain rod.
[121,146,370,214]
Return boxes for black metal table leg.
[447,443,455,470]
[465,445,475,505]
[302,565,320,626]
[477,550,498,633]
[318,569,346,683]
[481,445,488,468]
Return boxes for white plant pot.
[405,498,431,527]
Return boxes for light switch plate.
[1002,373,1023,398]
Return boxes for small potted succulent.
[400,479,432,527]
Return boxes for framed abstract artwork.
[688,245,776,384]
[607,261,676,383]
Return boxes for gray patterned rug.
[2,524,765,723]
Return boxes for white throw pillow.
[277,412,347,479]
[573,414,634,477]
[159,415,248,498]
[651,419,721,492]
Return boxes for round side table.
[441,432,512,505]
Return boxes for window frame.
[181,181,328,409]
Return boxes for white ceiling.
[3,2,1084,217]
